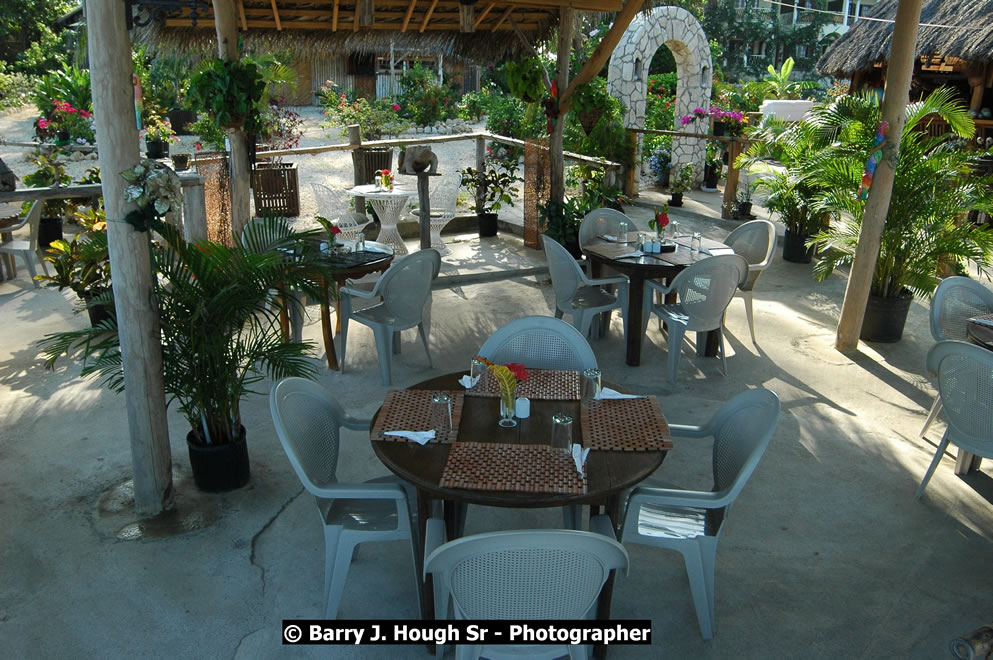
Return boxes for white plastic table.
[345,185,414,256]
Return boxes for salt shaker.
[551,413,573,452]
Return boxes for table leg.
[594,495,625,660]
[697,312,725,358]
[416,490,434,622]
[319,277,339,370]
[625,274,648,367]
[2,230,14,278]
[370,199,409,256]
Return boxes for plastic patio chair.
[408,172,462,255]
[478,316,598,372]
[618,388,780,640]
[919,277,993,438]
[723,220,776,343]
[0,200,48,286]
[339,248,439,385]
[916,341,993,499]
[312,182,373,241]
[542,234,629,339]
[644,254,749,380]
[424,515,628,660]
[578,207,632,276]
[269,377,421,619]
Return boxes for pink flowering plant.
[37,99,96,145]
[678,104,749,137]
[319,80,408,141]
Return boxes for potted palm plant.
[39,209,331,491]
[754,167,821,262]
[806,88,993,342]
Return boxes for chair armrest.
[341,415,372,431]
[581,274,628,289]
[627,485,730,510]
[310,482,409,501]
[645,278,674,296]
[667,423,711,438]
[341,283,381,299]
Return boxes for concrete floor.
[1,200,991,659]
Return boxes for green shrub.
[33,65,91,115]
[321,96,408,141]
[396,63,460,127]
[14,24,69,76]
[485,94,527,138]
[457,90,489,121]
[0,64,33,110]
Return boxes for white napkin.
[706,247,736,256]
[458,375,480,389]
[595,387,644,400]
[384,430,435,445]
[600,234,618,242]
[571,444,591,475]
[616,250,644,259]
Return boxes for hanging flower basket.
[577,107,605,136]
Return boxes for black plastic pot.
[657,170,670,188]
[82,294,113,327]
[146,139,169,159]
[669,193,684,207]
[704,164,720,189]
[738,201,753,217]
[782,229,814,264]
[478,212,498,237]
[38,217,63,251]
[167,109,197,135]
[187,426,251,492]
[861,292,913,343]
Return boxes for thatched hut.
[132,1,564,104]
[817,0,993,139]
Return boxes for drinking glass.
[551,414,573,452]
[691,232,703,253]
[432,392,452,436]
[470,358,485,386]
[355,231,366,252]
[581,368,602,409]
[617,220,629,241]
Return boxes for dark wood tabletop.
[583,233,732,366]
[967,314,993,350]
[371,371,671,629]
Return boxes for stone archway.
[608,6,712,188]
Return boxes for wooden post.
[348,125,366,217]
[722,139,743,219]
[179,172,208,242]
[624,130,638,197]
[86,0,173,517]
[835,0,924,351]
[213,0,251,237]
[416,172,431,249]
[549,7,573,205]
[475,136,486,212]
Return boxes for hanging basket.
[576,107,605,135]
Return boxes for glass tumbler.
[551,414,573,452]
[355,231,366,251]
[470,358,485,386]
[617,220,629,241]
[432,393,452,437]
[581,368,602,409]
[691,232,703,253]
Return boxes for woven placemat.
[371,389,463,444]
[440,442,587,495]
[581,397,673,452]
[465,369,580,401]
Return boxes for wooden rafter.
[474,2,495,29]
[492,5,513,30]
[401,0,416,32]
[332,0,339,31]
[237,0,247,29]
[269,0,282,29]
[419,0,439,33]
[353,0,359,30]
[165,17,541,29]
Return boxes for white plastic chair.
[919,277,993,438]
[724,220,775,343]
[618,388,780,640]
[645,254,748,380]
[312,182,373,240]
[542,234,629,339]
[0,201,48,286]
[339,248,439,385]
[424,515,628,660]
[478,316,597,372]
[578,207,632,276]
[269,377,421,619]
[408,172,462,255]
[916,341,993,499]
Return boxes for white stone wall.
[608,6,713,187]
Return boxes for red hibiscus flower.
[329,225,342,236]
[505,363,529,382]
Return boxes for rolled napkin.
[595,387,644,400]
[571,444,591,476]
[383,430,435,445]
[458,374,480,389]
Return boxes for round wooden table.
[371,371,671,627]
[583,232,735,366]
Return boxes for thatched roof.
[132,0,621,64]
[817,0,993,78]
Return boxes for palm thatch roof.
[817,0,993,78]
[133,0,621,63]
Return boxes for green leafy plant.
[460,158,521,214]
[32,65,91,115]
[807,89,993,299]
[396,62,460,127]
[187,58,266,133]
[457,90,490,121]
[670,164,694,195]
[505,57,547,104]
[761,57,818,101]
[537,198,586,248]
[23,149,71,217]
[321,95,408,141]
[147,53,193,111]
[35,206,110,301]
[141,114,178,143]
[38,217,332,447]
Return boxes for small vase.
[499,388,517,427]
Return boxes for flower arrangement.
[38,99,96,145]
[314,215,343,250]
[120,159,184,232]
[649,205,670,237]
[374,169,394,191]
[142,115,179,144]
[474,356,529,427]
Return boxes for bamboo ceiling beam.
[332,0,339,30]
[492,5,513,30]
[474,2,495,29]
[401,0,416,31]
[165,17,538,29]
[270,0,282,29]
[238,0,618,9]
[419,0,439,32]
[353,0,359,30]
[360,0,375,26]
[237,0,248,29]
[560,0,645,114]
